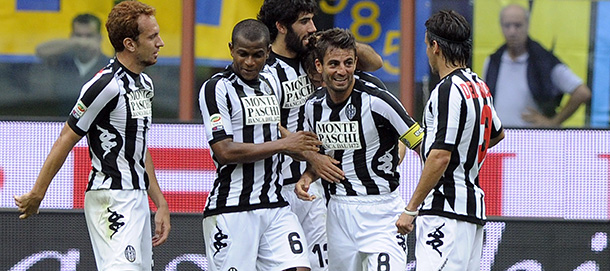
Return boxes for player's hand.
[308,152,344,183]
[282,130,321,154]
[152,205,171,247]
[14,192,44,219]
[295,173,316,201]
[395,212,415,235]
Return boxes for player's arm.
[406,148,452,211]
[14,123,82,219]
[295,167,318,201]
[210,131,321,165]
[355,42,383,71]
[278,125,345,182]
[396,148,451,234]
[398,140,407,165]
[489,128,505,149]
[145,149,170,247]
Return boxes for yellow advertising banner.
[0,0,263,62]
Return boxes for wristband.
[403,208,419,216]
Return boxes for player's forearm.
[32,124,82,197]
[406,149,451,211]
[145,150,168,209]
[355,42,383,71]
[213,140,285,165]
[489,129,505,149]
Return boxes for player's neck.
[438,62,464,79]
[116,53,144,74]
[272,38,297,59]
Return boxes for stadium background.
[0,0,608,270]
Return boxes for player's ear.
[123,37,136,52]
[315,58,323,74]
[276,21,287,35]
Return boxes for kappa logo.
[426,223,445,257]
[107,207,125,239]
[396,234,407,252]
[377,145,395,175]
[124,245,136,262]
[213,225,228,256]
[97,125,117,158]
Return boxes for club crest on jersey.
[127,89,152,119]
[70,100,87,119]
[282,75,315,108]
[241,95,280,125]
[210,113,224,131]
[316,121,361,150]
[345,103,357,120]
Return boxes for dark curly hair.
[257,0,317,42]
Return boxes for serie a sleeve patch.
[399,123,424,149]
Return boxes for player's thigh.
[85,190,152,270]
[359,197,407,270]
[466,225,484,271]
[202,212,259,271]
[326,199,361,271]
[415,216,480,271]
[258,206,311,271]
[283,183,328,270]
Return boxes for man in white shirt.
[483,4,591,128]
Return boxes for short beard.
[285,27,307,57]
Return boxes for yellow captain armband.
[399,123,424,149]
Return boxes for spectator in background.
[34,13,110,115]
[483,4,591,128]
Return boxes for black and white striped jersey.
[420,68,503,225]
[264,52,314,185]
[303,78,423,196]
[199,65,287,218]
[67,58,154,191]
